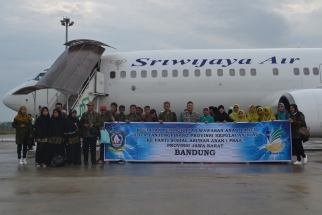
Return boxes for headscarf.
[14,106,32,123]
[37,104,48,118]
[35,107,51,138]
[277,103,287,114]
[229,104,240,121]
[203,107,209,116]
[247,105,258,122]
[49,109,65,137]
[263,106,276,121]
[65,109,80,137]
[257,106,265,122]
[235,110,248,122]
[215,105,231,122]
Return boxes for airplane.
[3,39,322,136]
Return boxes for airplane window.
[162,70,168,77]
[141,70,147,78]
[251,69,256,76]
[152,70,157,78]
[195,69,200,77]
[206,69,211,77]
[239,69,245,76]
[217,69,223,76]
[120,71,126,78]
[172,70,178,77]
[33,73,46,81]
[273,68,279,76]
[229,69,235,76]
[183,69,189,77]
[313,67,319,75]
[303,68,310,75]
[110,71,116,79]
[131,70,136,78]
[293,68,300,75]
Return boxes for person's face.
[100,109,107,115]
[119,108,125,114]
[164,103,170,112]
[87,104,93,111]
[136,108,142,115]
[209,109,213,114]
[53,111,58,117]
[72,112,77,118]
[257,109,263,115]
[264,109,270,116]
[144,108,150,115]
[43,109,48,116]
[21,108,27,115]
[250,106,255,113]
[238,111,244,118]
[290,106,295,113]
[203,109,209,116]
[219,108,224,113]
[39,107,42,112]
[131,106,136,114]
[110,105,116,113]
[187,103,194,112]
[233,105,239,112]
[55,105,62,110]
[278,105,284,112]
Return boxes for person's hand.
[37,138,40,142]
[205,121,208,124]
[159,120,163,124]
[84,124,89,129]
[48,140,52,143]
[89,123,93,128]
[126,120,130,124]
[111,116,115,122]
[289,118,293,123]
[20,124,26,128]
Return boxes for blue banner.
[104,121,291,163]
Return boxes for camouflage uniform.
[126,114,142,122]
[80,111,101,138]
[291,112,306,139]
[50,137,64,144]
[181,111,199,123]
[12,119,33,145]
[142,114,158,122]
[159,111,177,122]
[116,113,126,122]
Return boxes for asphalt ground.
[0,140,322,215]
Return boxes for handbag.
[50,154,65,167]
[299,126,310,141]
[100,130,110,144]
[90,126,100,137]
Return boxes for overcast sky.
[1,0,322,121]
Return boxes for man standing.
[159,101,177,123]
[105,102,117,123]
[126,105,142,123]
[142,106,158,122]
[136,107,143,118]
[55,103,67,118]
[198,107,215,123]
[179,101,199,122]
[116,105,126,122]
[80,101,101,165]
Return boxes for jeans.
[17,138,28,159]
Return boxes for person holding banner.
[263,107,276,121]
[178,101,199,122]
[235,110,248,122]
[198,107,214,123]
[257,106,265,122]
[142,106,158,122]
[116,105,126,122]
[276,103,290,120]
[159,101,177,123]
[289,104,307,165]
[126,105,142,123]
[247,105,258,122]
[229,104,240,121]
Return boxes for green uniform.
[142,114,158,122]
[198,115,215,123]
[291,112,306,139]
[116,113,126,122]
[101,111,117,126]
[126,114,142,122]
[12,119,33,145]
[179,111,199,123]
[80,111,101,138]
[159,111,177,122]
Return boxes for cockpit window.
[33,73,46,81]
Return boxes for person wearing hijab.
[198,107,214,123]
[229,104,240,121]
[65,109,82,165]
[48,109,66,165]
[228,106,233,115]
[276,103,290,120]
[263,107,276,121]
[34,107,50,167]
[235,110,248,122]
[247,105,258,122]
[12,106,33,165]
[215,105,231,123]
[289,104,307,165]
[257,107,265,122]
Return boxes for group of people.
[12,100,308,166]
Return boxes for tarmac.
[0,135,322,215]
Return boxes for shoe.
[19,158,23,165]
[118,159,125,164]
[293,161,302,165]
[303,155,308,164]
[84,162,88,165]
[42,164,46,167]
[36,163,40,167]
[104,161,109,164]
[23,158,27,165]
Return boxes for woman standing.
[215,105,231,123]
[229,104,240,121]
[235,110,248,122]
[47,109,65,165]
[65,109,82,165]
[34,107,50,167]
[289,104,308,165]
[247,105,258,122]
[12,106,32,164]
[276,103,290,120]
[263,107,276,121]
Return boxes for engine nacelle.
[279,89,322,137]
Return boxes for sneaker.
[19,158,23,165]
[303,155,308,164]
[293,161,302,165]
[42,164,46,167]
[36,163,40,167]
[23,158,27,165]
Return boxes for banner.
[104,121,291,163]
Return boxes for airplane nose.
[2,94,21,111]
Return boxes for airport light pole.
[60,17,74,49]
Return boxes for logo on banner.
[108,130,126,152]
[264,128,285,152]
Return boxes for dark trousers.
[83,137,97,163]
[67,143,82,165]
[99,144,104,161]
[17,138,28,159]
[35,142,47,164]
[293,138,306,161]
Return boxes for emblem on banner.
[108,130,126,152]
[264,128,285,153]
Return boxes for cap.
[86,101,95,106]
[100,105,107,110]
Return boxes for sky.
[1,0,322,121]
